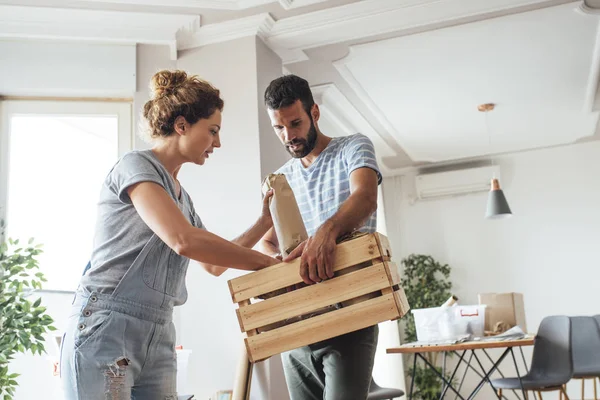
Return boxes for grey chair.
[368,377,404,400]
[491,315,572,399]
[567,316,600,400]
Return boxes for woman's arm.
[128,182,278,273]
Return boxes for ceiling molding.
[330,49,414,164]
[169,0,576,63]
[312,83,359,134]
[266,0,576,61]
[2,0,575,63]
[584,20,600,112]
[177,13,275,51]
[278,0,330,10]
[269,0,418,41]
[6,0,331,10]
[9,0,276,11]
[0,5,200,60]
[236,0,278,9]
[84,0,242,9]
[311,82,399,175]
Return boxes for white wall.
[382,140,600,399]
[0,40,136,97]
[175,37,268,400]
[255,37,291,181]
[133,44,177,150]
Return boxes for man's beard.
[285,119,318,159]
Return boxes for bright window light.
[6,115,119,291]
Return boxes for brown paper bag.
[256,174,308,304]
[478,292,527,334]
[262,173,308,257]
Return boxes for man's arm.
[323,167,379,238]
[285,167,379,285]
[257,227,281,258]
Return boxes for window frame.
[0,99,132,226]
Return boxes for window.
[0,100,132,291]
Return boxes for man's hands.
[284,221,338,285]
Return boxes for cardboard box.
[228,233,410,363]
[478,292,527,334]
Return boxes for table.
[387,337,535,400]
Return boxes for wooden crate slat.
[383,261,401,286]
[374,233,392,259]
[238,262,391,332]
[229,234,383,303]
[245,293,400,362]
[393,287,411,319]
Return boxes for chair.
[491,315,572,399]
[367,377,404,400]
[566,316,600,400]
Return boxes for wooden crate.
[227,233,410,363]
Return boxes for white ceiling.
[1,0,600,174]
[335,3,600,163]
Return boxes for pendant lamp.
[478,103,512,219]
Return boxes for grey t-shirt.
[80,150,203,306]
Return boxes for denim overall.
[60,233,189,400]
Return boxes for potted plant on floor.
[0,219,57,399]
[399,254,453,400]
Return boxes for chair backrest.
[529,315,572,382]
[571,316,600,377]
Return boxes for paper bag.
[478,292,527,334]
[262,174,308,257]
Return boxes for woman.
[60,70,279,399]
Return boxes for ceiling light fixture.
[478,103,512,219]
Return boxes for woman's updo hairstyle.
[142,70,224,140]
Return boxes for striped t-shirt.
[276,133,382,237]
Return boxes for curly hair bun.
[151,70,188,99]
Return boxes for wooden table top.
[386,336,535,354]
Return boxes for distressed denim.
[60,234,184,400]
[281,325,379,400]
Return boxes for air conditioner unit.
[415,165,500,200]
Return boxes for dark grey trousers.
[281,325,378,400]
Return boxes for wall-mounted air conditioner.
[414,165,500,200]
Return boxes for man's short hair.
[264,74,315,117]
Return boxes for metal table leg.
[418,353,467,400]
[408,354,417,400]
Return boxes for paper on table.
[476,326,527,342]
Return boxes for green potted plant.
[399,254,453,400]
[0,219,57,399]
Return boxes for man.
[258,74,382,400]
